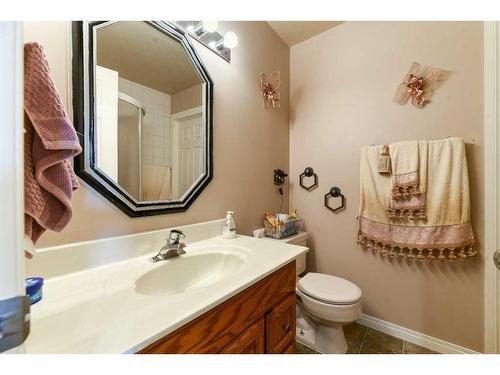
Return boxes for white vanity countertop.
[24,234,307,354]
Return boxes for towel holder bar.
[371,137,477,147]
[324,186,345,213]
[299,167,318,191]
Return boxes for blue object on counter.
[25,277,44,305]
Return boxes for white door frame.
[0,21,26,353]
[484,21,500,354]
[170,106,203,199]
[0,21,25,301]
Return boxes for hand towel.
[387,140,427,221]
[24,42,82,257]
[357,137,475,261]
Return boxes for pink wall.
[290,22,484,351]
[24,21,290,247]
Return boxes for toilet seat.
[298,273,362,305]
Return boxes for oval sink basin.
[135,251,245,296]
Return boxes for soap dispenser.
[222,211,237,239]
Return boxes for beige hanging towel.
[357,137,476,261]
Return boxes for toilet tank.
[263,231,308,276]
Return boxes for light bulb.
[223,31,238,48]
[202,21,218,33]
[208,41,216,49]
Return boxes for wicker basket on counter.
[264,218,303,239]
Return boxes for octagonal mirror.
[72,21,213,216]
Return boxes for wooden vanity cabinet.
[266,294,296,353]
[138,261,297,354]
[221,319,265,354]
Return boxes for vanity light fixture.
[202,21,218,33]
[191,21,218,37]
[209,34,238,52]
[223,31,238,48]
[175,21,238,62]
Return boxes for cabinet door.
[221,319,265,354]
[266,294,296,353]
[282,342,296,354]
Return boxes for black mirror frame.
[71,21,213,217]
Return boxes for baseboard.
[357,314,480,354]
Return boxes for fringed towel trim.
[357,232,476,262]
[391,170,420,200]
[391,184,421,200]
[388,191,426,220]
[388,208,426,221]
[357,216,476,262]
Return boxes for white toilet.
[269,232,363,354]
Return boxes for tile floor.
[296,322,438,354]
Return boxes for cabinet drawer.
[221,319,265,354]
[266,293,296,353]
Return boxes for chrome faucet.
[150,229,187,263]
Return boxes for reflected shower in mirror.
[93,21,206,203]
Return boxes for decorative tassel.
[378,145,392,174]
[467,245,476,257]
[458,248,467,260]
[438,249,445,261]
[407,249,415,261]
[417,249,424,261]
[448,249,457,262]
[366,240,373,251]
[380,245,388,256]
[356,234,477,262]
[388,208,426,221]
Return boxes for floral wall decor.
[394,62,442,108]
[260,70,281,109]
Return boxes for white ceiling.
[267,21,344,47]
[96,22,201,95]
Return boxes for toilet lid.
[298,273,362,304]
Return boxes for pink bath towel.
[24,42,82,257]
